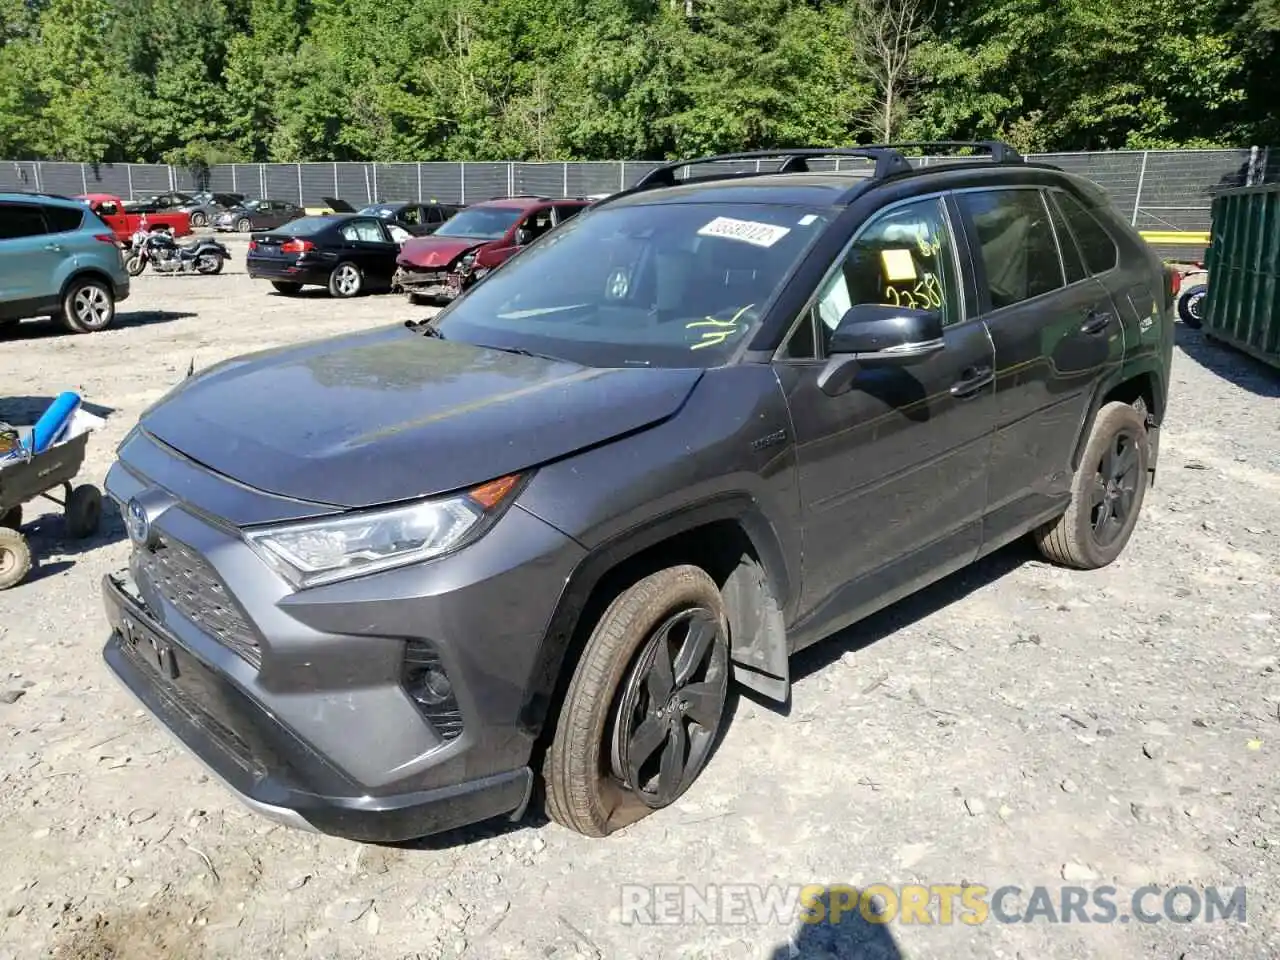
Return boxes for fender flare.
[1070,360,1165,471]
[518,492,795,736]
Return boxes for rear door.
[339,218,400,281]
[954,186,1124,550]
[0,202,59,309]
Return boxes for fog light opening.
[402,640,464,742]
[408,666,453,707]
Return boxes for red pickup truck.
[75,193,192,242]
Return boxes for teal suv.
[0,193,130,333]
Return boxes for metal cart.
[0,428,103,589]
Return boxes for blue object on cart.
[24,391,82,455]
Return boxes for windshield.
[434,207,523,240]
[432,202,832,368]
[245,199,267,210]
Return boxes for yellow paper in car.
[881,249,917,282]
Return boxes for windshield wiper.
[405,319,446,339]
[475,343,562,362]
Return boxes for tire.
[271,281,303,295]
[1033,401,1150,570]
[0,527,32,590]
[59,277,115,334]
[64,484,102,540]
[543,565,732,838]
[236,217,251,232]
[0,506,21,531]
[328,262,363,298]
[190,211,207,227]
[126,255,146,277]
[1178,283,1206,329]
[196,253,224,275]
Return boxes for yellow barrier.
[1140,230,1209,246]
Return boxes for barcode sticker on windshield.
[697,216,791,248]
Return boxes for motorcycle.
[125,229,229,277]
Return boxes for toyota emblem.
[125,498,152,547]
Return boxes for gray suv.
[101,143,1174,842]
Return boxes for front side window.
[520,208,556,243]
[1053,191,1119,275]
[0,203,46,240]
[958,189,1064,310]
[810,197,961,353]
[434,207,524,240]
[431,201,832,368]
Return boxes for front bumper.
[103,573,533,842]
[393,266,466,300]
[99,433,588,840]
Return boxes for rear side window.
[957,189,1064,310]
[341,219,387,243]
[1054,191,1119,275]
[1045,194,1087,284]
[0,203,47,239]
[43,205,85,234]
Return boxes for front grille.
[135,537,262,667]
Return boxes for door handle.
[1080,312,1112,335]
[950,365,994,398]
[43,243,64,252]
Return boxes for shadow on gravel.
[1175,323,1280,397]
[787,539,1038,691]
[0,310,196,339]
[768,889,902,959]
[0,395,116,423]
[22,493,126,555]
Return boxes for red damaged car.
[393,195,590,302]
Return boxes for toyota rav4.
[101,143,1174,842]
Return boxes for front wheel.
[328,262,363,298]
[236,217,251,232]
[65,484,102,540]
[1033,401,1150,570]
[59,278,115,334]
[125,254,146,277]
[189,211,207,227]
[1178,283,1206,329]
[543,565,731,837]
[196,253,224,275]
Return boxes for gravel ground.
[0,240,1277,959]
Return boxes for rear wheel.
[1178,283,1206,329]
[195,253,224,275]
[271,281,303,295]
[0,506,21,531]
[189,211,207,227]
[0,527,32,590]
[59,278,115,333]
[544,565,731,837]
[328,262,363,298]
[1033,401,1150,570]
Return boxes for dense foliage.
[1,0,1277,163]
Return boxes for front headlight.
[244,474,523,588]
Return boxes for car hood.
[397,236,487,269]
[138,325,703,509]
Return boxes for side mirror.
[818,303,945,396]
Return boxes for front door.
[953,187,1125,548]
[775,195,998,644]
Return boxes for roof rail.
[867,140,1025,164]
[632,148,914,191]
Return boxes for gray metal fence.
[2,148,1275,233]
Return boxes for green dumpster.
[1202,183,1280,370]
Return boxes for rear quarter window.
[1054,191,1120,275]
[43,205,85,233]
